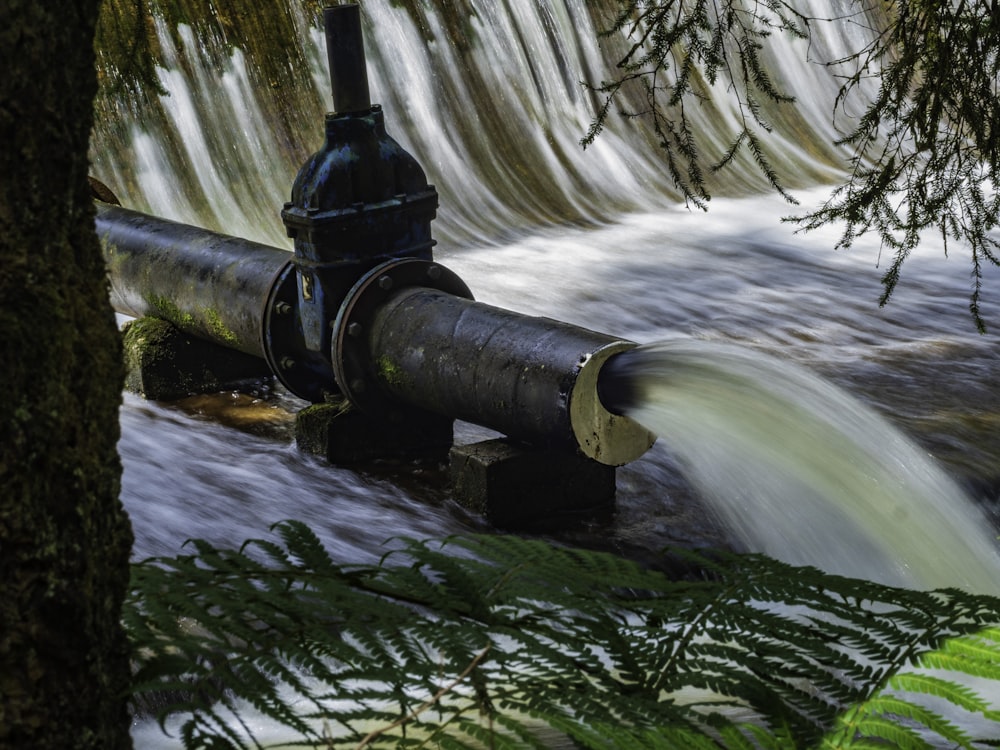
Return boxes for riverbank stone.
[122,316,273,400]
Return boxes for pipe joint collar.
[332,258,474,417]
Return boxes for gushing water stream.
[604,340,1000,593]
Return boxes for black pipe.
[95,202,290,359]
[333,268,656,466]
[324,4,371,114]
[97,203,655,463]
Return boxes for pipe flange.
[262,260,341,403]
[333,258,473,417]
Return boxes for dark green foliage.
[582,0,807,207]
[588,1,1000,330]
[127,521,1000,748]
[792,0,1000,332]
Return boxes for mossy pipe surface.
[345,284,656,466]
[96,201,290,358]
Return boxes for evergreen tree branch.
[589,1,1000,330]
[583,0,806,207]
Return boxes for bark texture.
[0,2,134,748]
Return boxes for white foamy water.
[618,338,1000,593]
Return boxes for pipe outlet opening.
[571,342,656,466]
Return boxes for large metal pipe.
[93,3,655,466]
[96,202,290,359]
[331,261,656,466]
[96,201,654,464]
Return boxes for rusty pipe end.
[571,342,656,466]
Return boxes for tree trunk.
[0,3,134,748]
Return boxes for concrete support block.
[295,399,454,464]
[449,439,616,529]
[122,317,273,400]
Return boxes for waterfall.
[90,0,870,248]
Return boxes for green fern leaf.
[126,528,1000,749]
[850,695,973,747]
[841,715,935,749]
[889,672,992,714]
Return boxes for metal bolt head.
[377,275,394,291]
[427,265,442,281]
[280,357,295,370]
[274,301,292,315]
[346,321,363,337]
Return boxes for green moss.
[202,307,239,347]
[376,355,409,389]
[147,295,196,329]
[133,297,241,349]
[121,318,179,369]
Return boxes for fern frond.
[848,695,973,748]
[820,627,1000,749]
[126,526,1000,749]
[890,672,993,714]
[842,715,935,749]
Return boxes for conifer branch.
[589,1,1000,330]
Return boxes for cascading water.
[91,0,859,247]
[600,339,1000,593]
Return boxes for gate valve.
[269,3,440,400]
